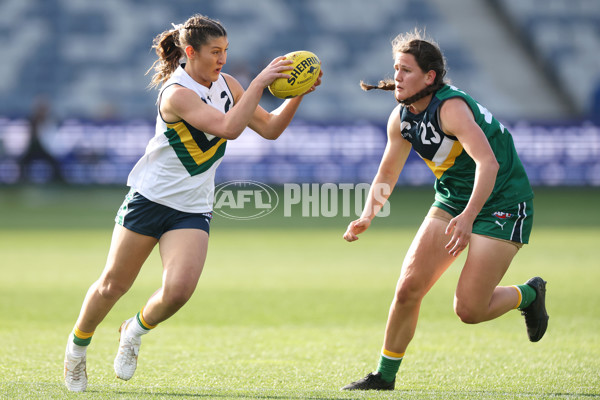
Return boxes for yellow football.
[268,50,321,99]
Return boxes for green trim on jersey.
[165,120,227,176]
[400,85,533,212]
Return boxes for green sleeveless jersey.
[399,84,533,212]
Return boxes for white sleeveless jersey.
[127,65,233,213]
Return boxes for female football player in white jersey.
[63,14,321,392]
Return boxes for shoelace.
[66,358,85,381]
[120,336,140,365]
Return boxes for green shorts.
[432,199,533,245]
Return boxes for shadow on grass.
[92,389,352,400]
[89,388,600,399]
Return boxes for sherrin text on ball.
[269,50,321,99]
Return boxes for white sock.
[125,316,152,337]
[67,334,87,358]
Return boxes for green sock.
[516,284,537,309]
[376,352,403,382]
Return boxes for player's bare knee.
[96,278,129,301]
[394,277,426,307]
[163,285,195,309]
[454,300,484,324]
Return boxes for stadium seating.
[1,0,599,186]
[492,0,600,116]
[1,0,598,121]
[0,0,473,123]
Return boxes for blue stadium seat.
[3,0,596,121]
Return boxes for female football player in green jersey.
[341,30,548,391]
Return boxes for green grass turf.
[0,186,598,399]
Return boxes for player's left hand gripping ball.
[269,50,321,99]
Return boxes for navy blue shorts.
[115,190,212,239]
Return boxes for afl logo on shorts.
[492,211,513,219]
[213,180,279,220]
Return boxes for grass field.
[0,186,599,399]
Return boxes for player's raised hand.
[252,57,293,88]
[303,69,323,96]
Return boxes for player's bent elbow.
[490,158,500,173]
[253,122,285,140]
[209,118,246,140]
[217,127,244,140]
[479,157,499,174]
[261,130,284,141]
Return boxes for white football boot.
[114,318,142,380]
[64,347,87,392]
